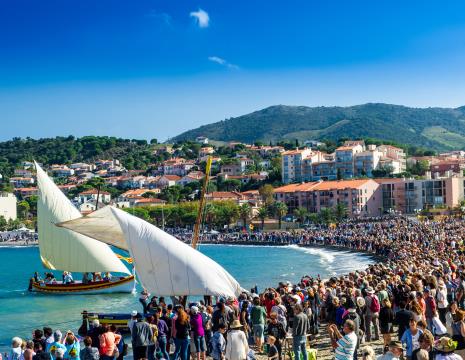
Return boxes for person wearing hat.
[437,279,449,324]
[190,306,206,360]
[377,341,404,360]
[225,320,248,360]
[364,287,380,342]
[434,337,462,360]
[128,311,139,334]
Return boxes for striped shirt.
[335,332,357,360]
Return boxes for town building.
[0,192,17,220]
[379,175,465,214]
[77,189,111,204]
[274,179,382,216]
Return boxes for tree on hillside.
[0,216,7,231]
[258,184,275,206]
[274,202,288,229]
[160,186,183,204]
[17,200,30,220]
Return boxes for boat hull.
[31,275,135,295]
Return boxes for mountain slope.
[173,103,465,151]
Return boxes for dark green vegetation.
[0,136,166,179]
[173,103,465,151]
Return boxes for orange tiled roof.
[79,189,111,195]
[373,178,404,184]
[274,182,320,193]
[135,198,166,204]
[336,146,357,151]
[162,175,181,181]
[313,179,372,191]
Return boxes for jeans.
[293,335,307,360]
[193,335,206,353]
[172,338,190,360]
[147,344,156,360]
[158,335,170,360]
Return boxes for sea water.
[0,244,372,350]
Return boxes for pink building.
[274,179,382,216]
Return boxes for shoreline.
[0,240,382,262]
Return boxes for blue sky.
[2,0,465,141]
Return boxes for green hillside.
[172,103,465,151]
[0,136,161,179]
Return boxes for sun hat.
[435,337,458,353]
[366,287,375,294]
[131,310,138,317]
[229,319,243,329]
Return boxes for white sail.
[56,206,127,250]
[112,207,242,297]
[35,162,130,274]
[57,206,242,297]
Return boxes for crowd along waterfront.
[0,244,373,350]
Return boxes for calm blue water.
[0,245,372,350]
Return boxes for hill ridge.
[172,103,465,151]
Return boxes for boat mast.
[192,156,212,249]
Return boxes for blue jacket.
[401,328,423,356]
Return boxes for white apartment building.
[0,192,17,220]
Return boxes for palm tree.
[87,176,106,209]
[275,202,288,230]
[294,207,308,227]
[239,203,252,229]
[319,208,335,225]
[334,202,348,222]
[257,206,268,230]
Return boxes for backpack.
[370,295,380,313]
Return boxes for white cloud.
[208,56,239,70]
[190,8,210,28]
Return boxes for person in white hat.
[225,320,249,360]
[128,311,138,334]
[364,287,380,342]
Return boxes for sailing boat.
[30,163,135,294]
[58,206,242,297]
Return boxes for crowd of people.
[0,230,37,244]
[5,215,465,360]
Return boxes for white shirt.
[226,330,249,360]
